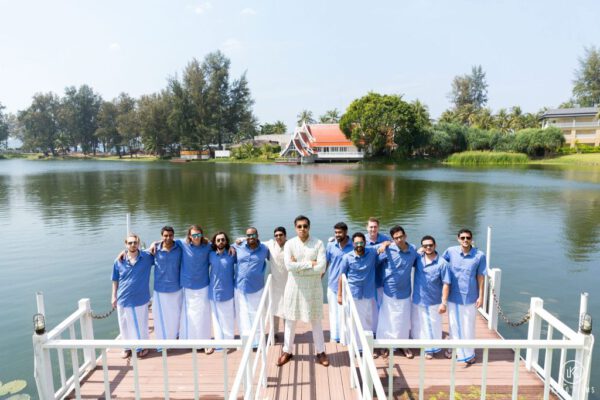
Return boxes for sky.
[1,0,599,131]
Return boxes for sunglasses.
[191,233,203,239]
[354,242,365,247]
[246,233,258,239]
[215,238,226,243]
[126,241,138,245]
[296,224,309,229]
[422,243,434,248]
[459,236,472,241]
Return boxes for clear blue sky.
[1,0,598,130]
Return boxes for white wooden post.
[33,332,55,400]
[79,298,96,369]
[483,226,491,313]
[525,297,543,370]
[579,292,589,333]
[573,292,593,400]
[363,331,374,399]
[487,268,501,331]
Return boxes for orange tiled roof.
[306,124,353,147]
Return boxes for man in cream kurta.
[264,226,288,338]
[277,215,329,367]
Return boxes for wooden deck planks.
[68,304,556,400]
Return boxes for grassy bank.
[531,153,600,166]
[445,151,529,165]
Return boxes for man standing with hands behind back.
[278,215,329,367]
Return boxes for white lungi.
[153,290,182,340]
[327,288,344,343]
[283,318,325,354]
[354,297,374,350]
[179,287,212,340]
[211,298,235,340]
[411,303,443,353]
[371,287,383,333]
[376,295,411,340]
[117,303,150,350]
[235,288,263,346]
[448,301,476,362]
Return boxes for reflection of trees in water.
[0,175,8,221]
[340,173,428,225]
[22,163,257,234]
[433,181,485,230]
[562,190,600,263]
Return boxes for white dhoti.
[235,288,263,346]
[412,303,443,354]
[117,303,150,351]
[327,288,344,344]
[371,287,383,334]
[448,301,476,362]
[353,297,374,350]
[179,287,212,340]
[376,295,411,340]
[153,290,182,340]
[211,298,235,341]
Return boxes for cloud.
[241,8,257,16]
[222,38,242,52]
[194,1,212,14]
[109,43,121,52]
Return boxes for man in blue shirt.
[443,229,487,364]
[111,233,153,358]
[337,232,379,351]
[412,235,451,359]
[153,226,183,342]
[366,217,390,334]
[233,227,270,346]
[209,231,236,342]
[325,222,353,344]
[376,225,418,359]
[178,225,213,354]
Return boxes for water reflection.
[562,190,600,262]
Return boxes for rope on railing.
[90,307,115,320]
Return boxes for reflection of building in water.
[279,123,363,163]
[541,107,600,147]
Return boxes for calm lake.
[1,159,599,398]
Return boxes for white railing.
[228,275,274,400]
[370,294,594,400]
[547,121,600,129]
[33,276,274,400]
[339,275,387,400]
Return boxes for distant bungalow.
[279,123,363,164]
[541,106,600,147]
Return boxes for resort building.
[279,123,363,163]
[541,106,600,147]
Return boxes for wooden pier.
[67,305,556,400]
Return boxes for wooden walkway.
[69,305,555,399]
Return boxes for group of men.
[111,216,486,367]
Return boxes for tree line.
[6,51,256,157]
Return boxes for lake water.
[1,159,599,398]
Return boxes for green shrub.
[446,151,529,165]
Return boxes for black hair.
[294,215,311,226]
[421,235,436,245]
[389,225,406,237]
[334,222,348,231]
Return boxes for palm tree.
[494,108,511,134]
[509,106,524,131]
[319,109,341,123]
[272,120,287,134]
[297,110,316,126]
[468,108,493,130]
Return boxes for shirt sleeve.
[111,261,120,281]
[313,241,326,275]
[441,262,451,285]
[477,253,487,276]
[340,256,349,276]
[442,248,450,262]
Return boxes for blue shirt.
[366,232,390,289]
[326,238,354,293]
[340,247,379,300]
[112,251,154,307]
[154,241,182,293]
[209,250,236,302]
[378,243,418,300]
[443,246,487,305]
[178,239,211,290]
[233,241,270,294]
[413,253,451,306]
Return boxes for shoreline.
[3,152,600,167]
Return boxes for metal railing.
[546,121,600,129]
[339,275,387,400]
[33,276,274,400]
